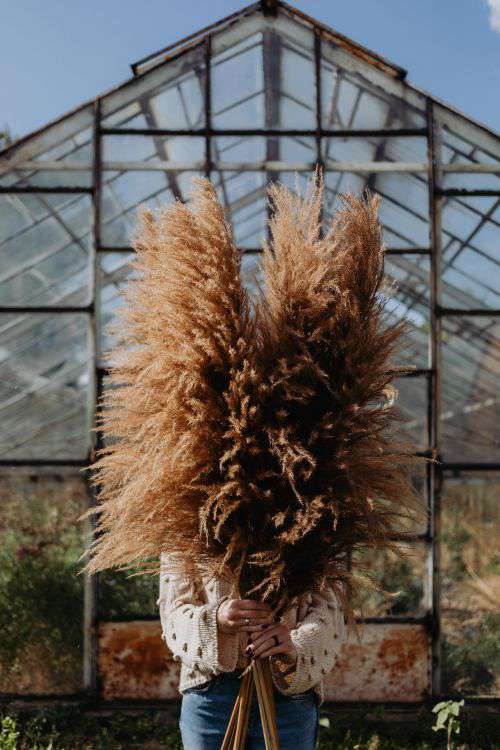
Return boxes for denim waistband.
[198,668,317,703]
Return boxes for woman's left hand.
[247,622,297,664]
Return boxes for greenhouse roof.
[0,0,499,467]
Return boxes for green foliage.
[440,477,500,697]
[442,613,500,695]
[98,569,158,620]
[442,526,472,583]
[353,547,424,617]
[0,550,83,685]
[0,717,20,750]
[0,475,86,690]
[0,706,499,750]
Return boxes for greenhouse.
[0,0,498,707]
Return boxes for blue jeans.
[179,670,319,749]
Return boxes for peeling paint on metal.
[99,621,430,702]
[324,623,430,702]
[98,621,180,700]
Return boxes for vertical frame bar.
[83,96,102,696]
[263,24,281,242]
[204,35,212,180]
[315,30,325,234]
[426,96,443,697]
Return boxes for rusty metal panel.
[324,624,430,702]
[98,621,180,700]
[99,621,430,703]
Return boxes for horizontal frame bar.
[0,459,89,467]
[0,186,93,194]
[436,188,500,197]
[437,307,500,317]
[0,305,94,314]
[441,462,500,472]
[99,127,428,138]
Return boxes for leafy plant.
[432,699,464,750]
[0,716,20,750]
[0,475,86,692]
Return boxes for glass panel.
[101,44,206,130]
[215,169,267,249]
[321,37,426,131]
[213,136,316,249]
[100,168,204,248]
[98,251,135,365]
[0,471,87,694]
[394,375,429,450]
[98,248,264,364]
[384,254,430,369]
[99,571,158,619]
[441,473,500,696]
[441,316,500,462]
[441,197,500,311]
[102,134,205,166]
[213,133,316,167]
[323,137,429,251]
[0,194,92,307]
[212,14,316,130]
[352,542,428,617]
[0,105,93,189]
[0,313,91,460]
[436,105,500,192]
[100,136,205,246]
[371,463,429,539]
[241,252,263,298]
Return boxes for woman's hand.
[217,599,273,635]
[247,622,297,664]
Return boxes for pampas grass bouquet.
[77,167,425,748]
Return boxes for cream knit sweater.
[157,553,348,703]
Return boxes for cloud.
[485,0,500,32]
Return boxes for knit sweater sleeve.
[156,553,240,674]
[270,586,347,695]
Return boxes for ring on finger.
[245,617,250,626]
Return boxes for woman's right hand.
[217,599,273,634]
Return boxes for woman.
[157,552,348,749]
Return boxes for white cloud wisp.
[485,0,500,33]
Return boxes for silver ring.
[245,617,250,626]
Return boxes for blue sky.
[2,0,499,140]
